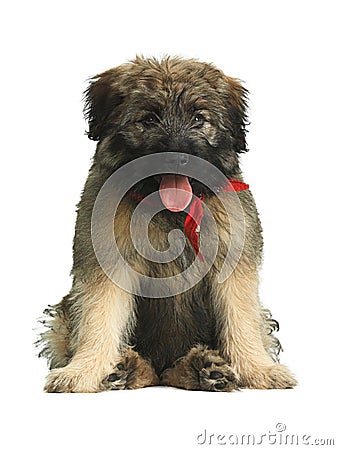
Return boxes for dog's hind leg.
[43,275,136,393]
[214,258,297,389]
[37,294,72,369]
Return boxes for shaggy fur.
[37,56,297,392]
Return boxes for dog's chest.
[123,207,197,269]
[132,287,217,375]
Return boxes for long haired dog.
[38,57,297,392]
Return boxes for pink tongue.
[159,175,193,212]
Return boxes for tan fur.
[44,275,135,392]
[214,259,296,389]
[39,300,71,369]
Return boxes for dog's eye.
[141,114,159,128]
[193,113,206,127]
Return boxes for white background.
[1,1,337,448]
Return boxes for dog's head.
[84,57,248,206]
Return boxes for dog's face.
[84,57,248,200]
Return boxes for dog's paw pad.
[107,372,121,382]
[214,381,227,390]
[201,367,238,392]
[209,370,224,380]
[102,364,128,390]
[101,350,159,391]
[214,381,227,391]
[198,356,238,392]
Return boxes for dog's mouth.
[159,174,193,212]
[129,174,206,211]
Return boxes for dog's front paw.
[102,363,129,390]
[199,363,238,392]
[44,367,101,393]
[161,345,239,392]
[102,349,159,390]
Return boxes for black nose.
[164,152,190,173]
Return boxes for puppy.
[38,56,297,392]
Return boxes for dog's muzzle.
[163,152,190,173]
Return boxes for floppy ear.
[224,77,249,153]
[83,69,124,141]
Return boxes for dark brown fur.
[37,57,296,392]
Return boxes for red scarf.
[129,178,249,261]
[184,179,249,261]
